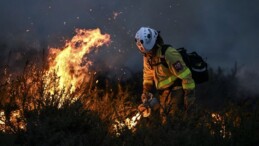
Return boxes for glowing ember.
[113,112,141,136]
[211,112,231,138]
[46,28,110,95]
[112,11,122,20]
[0,111,5,132]
[10,110,26,131]
[211,113,223,123]
[0,110,26,132]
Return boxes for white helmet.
[135,27,158,53]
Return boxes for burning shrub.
[0,28,258,145]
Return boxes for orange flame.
[0,28,111,132]
[46,28,110,94]
[113,112,142,136]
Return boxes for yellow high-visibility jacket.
[143,46,195,92]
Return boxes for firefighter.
[135,27,195,124]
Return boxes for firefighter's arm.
[142,56,154,103]
[165,47,196,110]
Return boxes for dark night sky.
[0,0,259,85]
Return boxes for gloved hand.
[184,90,196,111]
[141,92,153,104]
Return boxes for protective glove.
[139,92,159,117]
[184,90,196,111]
[141,92,153,104]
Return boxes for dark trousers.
[159,87,184,124]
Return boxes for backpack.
[161,45,209,84]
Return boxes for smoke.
[0,0,259,82]
[237,66,259,95]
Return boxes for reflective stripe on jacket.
[143,46,195,91]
